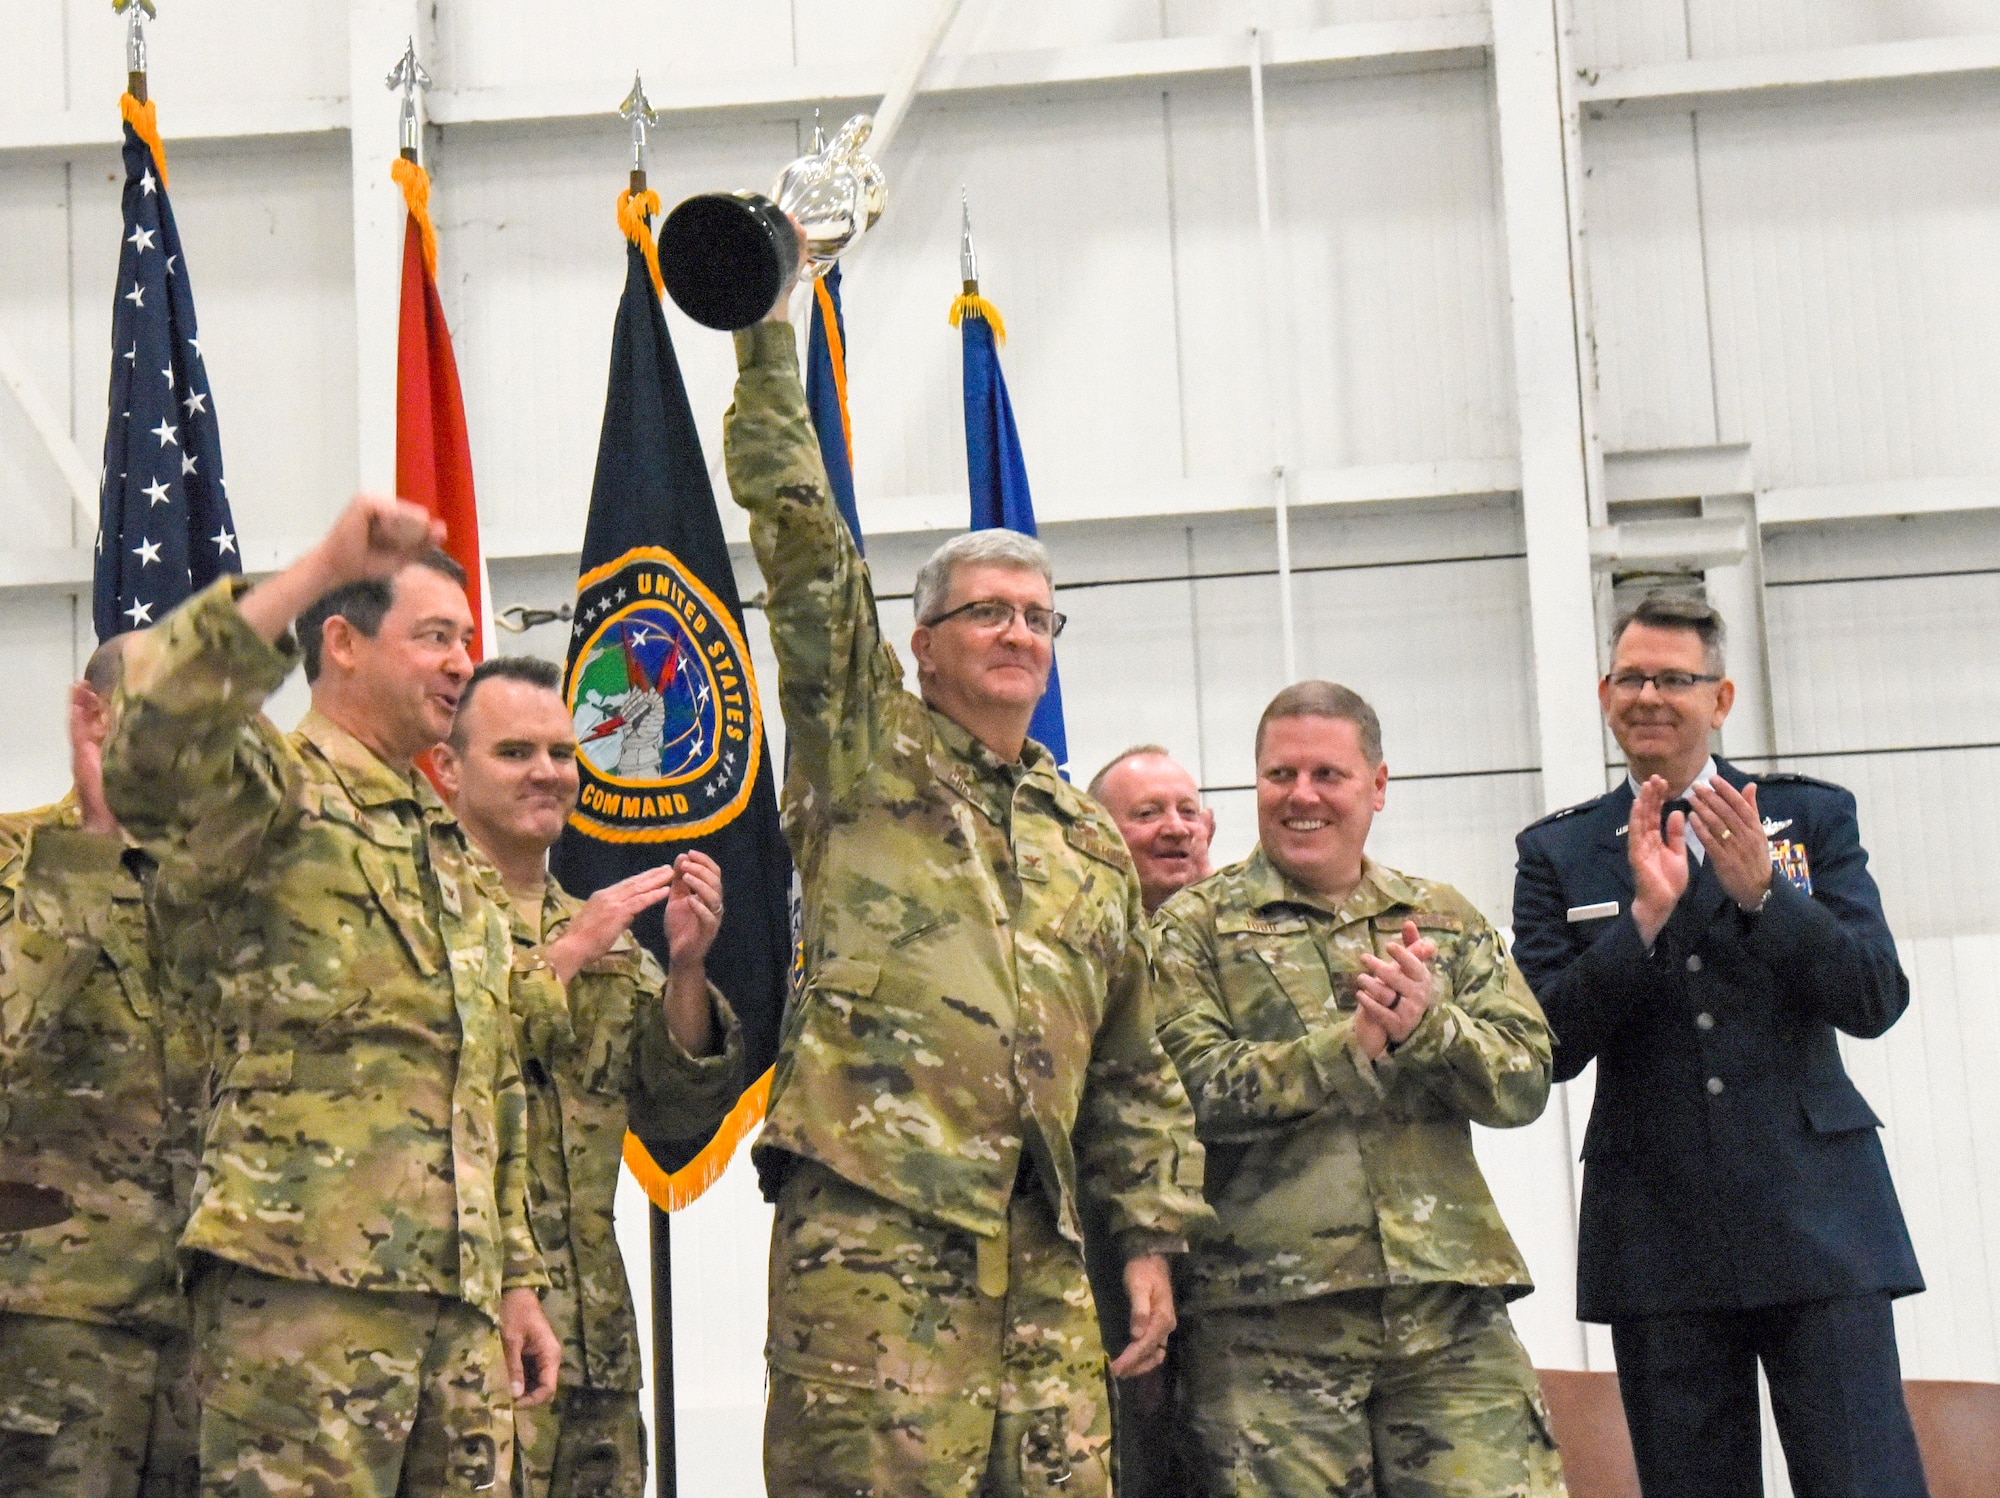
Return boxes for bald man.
[1084,746,1216,1498]
[1089,747,1216,916]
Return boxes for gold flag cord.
[119,92,169,189]
[616,188,666,298]
[390,156,440,280]
[948,289,1006,346]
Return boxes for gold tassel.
[616,188,666,298]
[948,291,1007,346]
[621,1066,773,1212]
[390,156,439,281]
[119,93,169,190]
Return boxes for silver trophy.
[659,114,887,331]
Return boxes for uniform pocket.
[1800,1084,1883,1134]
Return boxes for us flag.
[94,111,239,642]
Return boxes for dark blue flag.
[95,114,239,642]
[959,304,1069,774]
[806,264,864,549]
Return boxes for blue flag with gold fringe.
[806,264,864,548]
[954,291,1069,775]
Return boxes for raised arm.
[105,495,445,898]
[722,319,907,803]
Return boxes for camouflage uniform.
[102,580,545,1497]
[1152,850,1563,1498]
[723,320,1210,1498]
[0,798,201,1498]
[504,879,742,1498]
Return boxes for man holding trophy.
[671,122,1211,1498]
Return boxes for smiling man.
[1152,681,1561,1498]
[1089,747,1215,916]
[723,293,1208,1498]
[431,656,740,1498]
[101,496,560,1497]
[1511,592,1925,1498]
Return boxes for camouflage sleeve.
[494,1017,547,1292]
[1074,886,1212,1260]
[0,819,115,1068]
[723,321,906,803]
[1152,903,1387,1137]
[626,950,746,1143]
[1381,897,1552,1129]
[103,579,301,901]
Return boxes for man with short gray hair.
[720,288,1209,1498]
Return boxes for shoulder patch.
[1521,793,1608,834]
[1753,771,1847,794]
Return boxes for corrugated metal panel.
[434,2,793,93]
[1686,1,2000,61]
[0,592,81,812]
[0,160,78,548]
[1168,0,1487,33]
[1572,0,1689,72]
[1695,81,2000,490]
[1841,936,2000,1383]
[1167,67,1515,481]
[1765,571,2000,755]
[1582,113,1720,456]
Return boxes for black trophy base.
[658,192,801,332]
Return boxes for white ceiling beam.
[1589,515,1748,572]
[1758,476,2000,527]
[1581,33,2000,115]
[1604,444,1754,504]
[384,18,1491,131]
[0,98,348,155]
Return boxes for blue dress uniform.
[1512,761,1928,1498]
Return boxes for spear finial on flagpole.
[949,189,1005,344]
[960,188,978,294]
[114,0,158,104]
[619,73,658,194]
[385,37,432,165]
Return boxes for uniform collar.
[926,705,1063,823]
[1241,845,1415,925]
[1625,754,1718,802]
[297,707,440,814]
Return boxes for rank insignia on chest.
[1772,838,1812,894]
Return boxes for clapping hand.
[1353,920,1438,1060]
[1629,775,1690,946]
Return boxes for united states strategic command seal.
[565,546,764,842]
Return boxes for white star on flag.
[125,283,145,308]
[151,418,179,447]
[123,598,153,626]
[182,390,207,415]
[142,478,172,507]
[127,225,155,254]
[181,452,198,476]
[211,527,237,556]
[139,168,156,196]
[133,537,162,566]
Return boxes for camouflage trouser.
[191,1258,513,1498]
[762,1160,1112,1498]
[1180,1284,1566,1498]
[0,1311,198,1498]
[511,1385,644,1498]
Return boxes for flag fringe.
[813,277,855,462]
[948,291,1007,346]
[616,189,667,298]
[119,93,169,190]
[390,157,440,281]
[621,1065,773,1211]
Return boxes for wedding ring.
[1717,827,1732,842]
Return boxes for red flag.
[391,157,489,658]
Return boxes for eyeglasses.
[923,599,1068,639]
[1605,669,1723,696]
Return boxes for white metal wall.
[3,3,1999,1496]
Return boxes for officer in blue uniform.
[1512,592,1927,1498]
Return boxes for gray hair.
[911,530,1053,625]
[1611,591,1727,675]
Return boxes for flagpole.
[1249,25,1298,685]
[617,72,685,1498]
